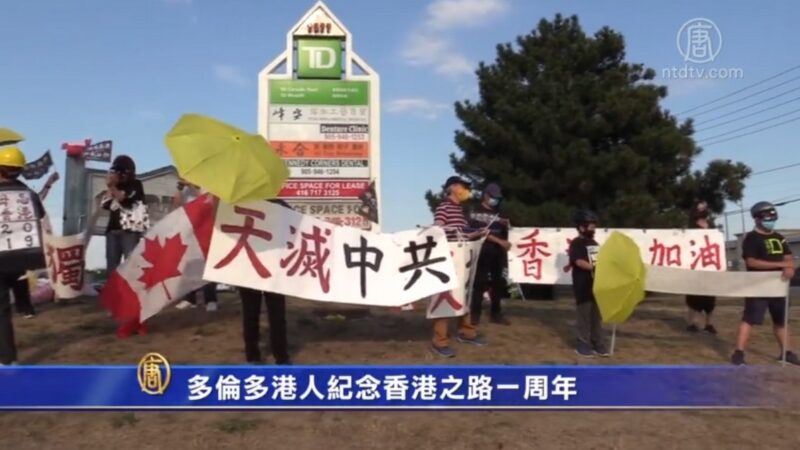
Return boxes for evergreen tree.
[426,14,750,228]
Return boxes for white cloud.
[402,34,473,77]
[426,0,510,30]
[386,98,450,119]
[402,0,509,77]
[212,64,249,86]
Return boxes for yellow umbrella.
[165,114,289,204]
[593,231,647,324]
[0,128,24,146]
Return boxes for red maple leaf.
[137,233,188,301]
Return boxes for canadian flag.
[101,194,215,323]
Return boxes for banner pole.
[782,284,790,366]
[610,324,617,356]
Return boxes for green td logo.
[297,38,342,79]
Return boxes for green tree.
[426,14,750,228]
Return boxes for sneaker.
[456,334,488,346]
[704,324,717,335]
[593,347,611,357]
[206,302,218,312]
[777,351,800,366]
[686,324,700,333]
[23,313,35,319]
[0,362,18,366]
[175,300,195,310]
[430,345,456,358]
[731,350,746,366]
[490,315,511,326]
[575,342,594,358]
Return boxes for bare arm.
[745,257,792,271]
[575,259,593,271]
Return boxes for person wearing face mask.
[0,147,46,365]
[569,210,609,358]
[468,183,512,325]
[731,201,798,366]
[430,176,488,358]
[685,200,717,334]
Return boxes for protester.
[468,182,512,325]
[685,200,717,334]
[430,176,487,358]
[240,199,292,365]
[171,178,218,312]
[569,209,609,358]
[731,201,798,366]
[11,172,59,318]
[0,147,46,365]
[102,155,149,338]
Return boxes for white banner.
[645,265,789,298]
[0,189,41,252]
[426,239,485,319]
[508,228,726,285]
[204,201,457,307]
[41,216,85,299]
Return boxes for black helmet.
[573,209,598,225]
[750,201,777,219]
[111,155,136,174]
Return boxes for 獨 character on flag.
[100,194,215,338]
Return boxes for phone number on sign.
[323,133,367,141]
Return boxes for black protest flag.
[84,140,113,162]
[22,150,54,180]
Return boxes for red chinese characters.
[562,238,574,273]
[214,206,273,278]
[516,230,552,281]
[649,238,682,267]
[430,291,461,313]
[55,244,85,290]
[280,225,333,293]
[690,235,722,270]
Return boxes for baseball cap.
[484,183,502,198]
[444,176,470,189]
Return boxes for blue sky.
[2,0,799,269]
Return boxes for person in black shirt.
[685,200,717,334]
[0,147,46,365]
[239,199,291,365]
[731,201,798,366]
[468,183,512,325]
[102,155,148,338]
[569,209,609,358]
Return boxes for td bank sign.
[297,38,342,79]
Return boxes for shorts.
[742,298,786,326]
[686,295,715,313]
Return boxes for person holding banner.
[468,182,512,325]
[101,155,149,338]
[731,201,798,366]
[430,176,487,358]
[0,147,46,365]
[171,178,218,312]
[685,200,717,334]
[239,198,292,365]
[569,210,609,358]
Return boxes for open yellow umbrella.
[0,128,24,146]
[593,231,647,354]
[593,231,647,323]
[165,114,289,204]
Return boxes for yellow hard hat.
[0,146,26,168]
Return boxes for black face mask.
[0,167,21,181]
[696,210,709,219]
[580,229,595,239]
